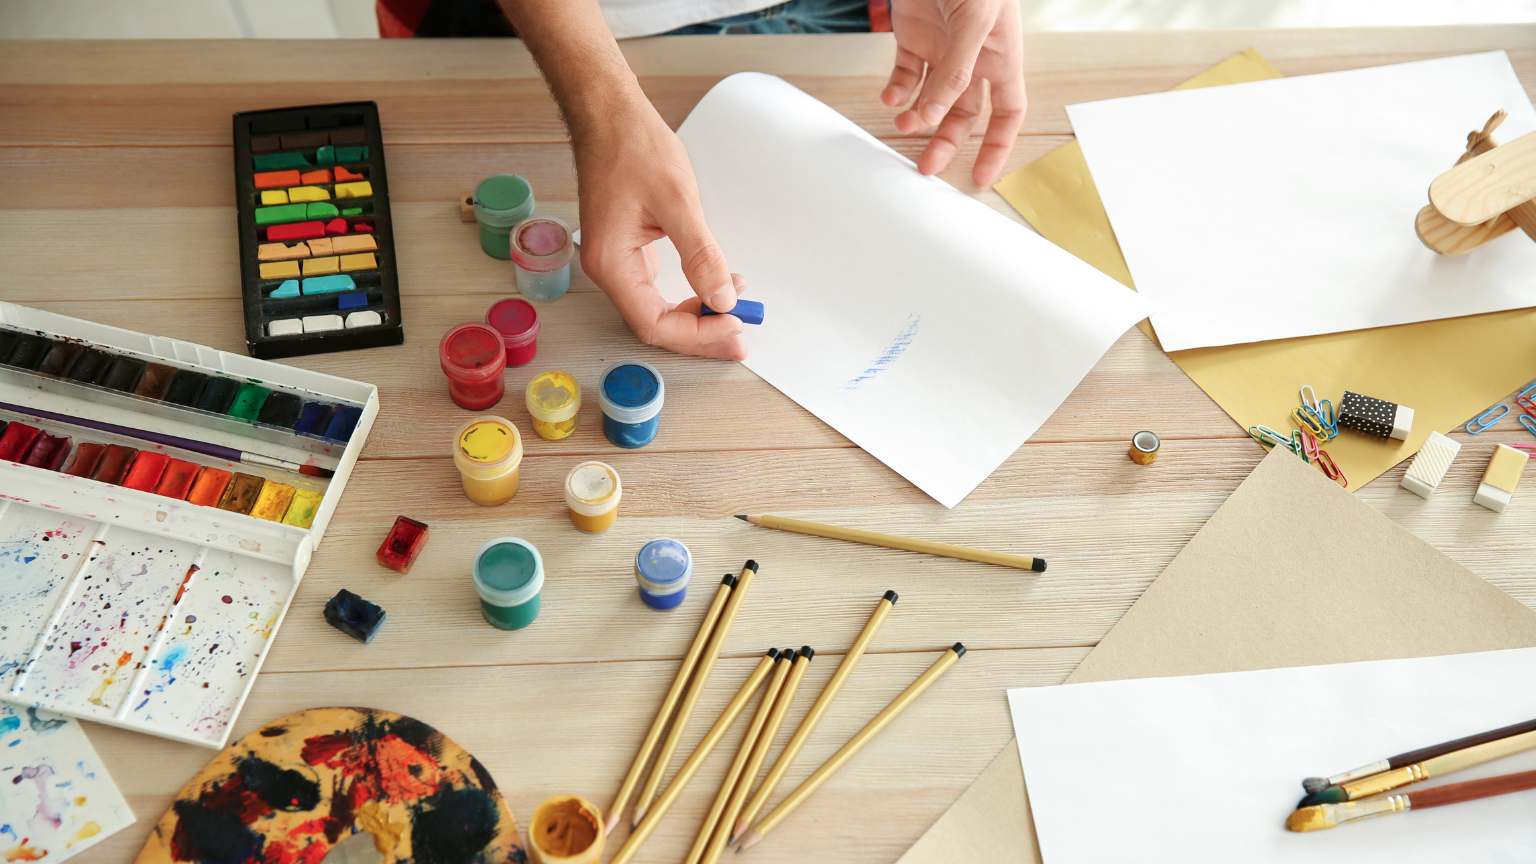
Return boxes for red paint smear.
[300,732,352,766]
[260,838,329,864]
[173,565,200,604]
[374,735,441,802]
[199,772,273,826]
[286,818,329,838]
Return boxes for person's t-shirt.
[377,0,787,39]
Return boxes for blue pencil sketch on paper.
[0,702,133,861]
[844,315,921,390]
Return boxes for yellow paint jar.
[564,461,621,532]
[526,370,581,440]
[452,416,523,506]
[528,795,604,864]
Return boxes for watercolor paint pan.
[0,302,378,748]
[234,101,403,359]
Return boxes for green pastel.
[252,151,315,171]
[306,202,340,219]
[255,203,309,225]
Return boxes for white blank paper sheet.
[1067,51,1536,351]
[653,73,1148,507]
[1009,647,1536,863]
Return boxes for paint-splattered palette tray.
[0,302,377,748]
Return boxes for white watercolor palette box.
[0,301,378,748]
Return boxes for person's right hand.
[574,101,748,361]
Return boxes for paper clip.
[1315,449,1347,487]
[1297,385,1338,440]
[1293,406,1330,442]
[1518,394,1536,419]
[1298,427,1322,463]
[1249,424,1294,451]
[1521,413,1536,439]
[1466,402,1510,435]
[1290,430,1310,464]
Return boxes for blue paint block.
[324,405,362,442]
[701,298,765,325]
[337,292,368,311]
[303,274,356,296]
[294,401,333,436]
[324,589,386,643]
[269,279,301,300]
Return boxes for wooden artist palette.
[134,707,525,864]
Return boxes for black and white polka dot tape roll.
[1339,390,1413,440]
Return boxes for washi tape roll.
[1129,431,1160,465]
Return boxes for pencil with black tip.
[604,573,737,835]
[1288,768,1536,832]
[683,648,793,864]
[736,643,967,853]
[633,559,759,827]
[609,649,780,864]
[1298,728,1536,807]
[736,514,1044,572]
[1300,716,1536,794]
[732,591,897,841]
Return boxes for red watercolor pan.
[64,442,106,478]
[154,458,201,500]
[21,433,71,470]
[0,421,42,462]
[121,451,170,492]
[92,445,137,485]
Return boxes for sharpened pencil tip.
[734,514,749,521]
[738,830,763,851]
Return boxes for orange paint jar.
[453,416,523,506]
[564,461,621,532]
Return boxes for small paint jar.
[564,461,621,533]
[634,538,692,610]
[439,323,507,411]
[485,297,540,367]
[473,537,543,630]
[599,361,665,449]
[453,416,523,506]
[526,370,581,441]
[472,174,535,260]
[528,795,604,864]
[511,216,574,302]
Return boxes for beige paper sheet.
[995,50,1536,490]
[898,448,1536,864]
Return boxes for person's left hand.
[882,0,1027,187]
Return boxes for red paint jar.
[485,298,539,367]
[439,323,507,410]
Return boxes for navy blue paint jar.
[600,361,665,449]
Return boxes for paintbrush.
[1300,716,1536,794]
[1287,768,1536,832]
[0,400,335,478]
[735,514,1045,572]
[1299,728,1536,807]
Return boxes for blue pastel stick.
[701,298,764,325]
[303,274,356,296]
[337,292,369,311]
[268,279,301,299]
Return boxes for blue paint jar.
[600,361,665,449]
[635,538,692,610]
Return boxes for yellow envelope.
[996,49,1536,488]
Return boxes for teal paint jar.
[473,537,544,630]
[473,174,535,260]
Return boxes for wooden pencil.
[1329,728,1536,802]
[732,591,898,841]
[604,573,737,835]
[736,643,966,852]
[608,650,780,864]
[632,559,760,826]
[1301,716,1536,793]
[735,514,1045,572]
[702,647,813,864]
[682,649,792,864]
[1287,768,1536,831]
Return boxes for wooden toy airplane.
[1416,110,1536,255]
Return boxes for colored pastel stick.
[302,274,355,296]
[255,203,309,226]
[253,169,301,189]
[267,221,326,242]
[253,152,315,171]
[269,280,301,299]
[260,260,301,280]
[701,298,765,325]
[187,467,233,507]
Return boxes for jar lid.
[439,323,506,381]
[635,538,692,594]
[455,416,522,466]
[474,174,533,212]
[526,370,581,423]
[486,298,539,346]
[474,537,544,606]
[565,461,621,515]
[599,361,665,424]
[510,217,574,271]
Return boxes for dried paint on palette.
[134,707,525,864]
[0,702,134,862]
[0,511,96,689]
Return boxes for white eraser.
[345,310,383,329]
[1474,483,1513,512]
[1401,431,1460,498]
[267,318,303,337]
[301,314,344,333]
[1391,405,1414,440]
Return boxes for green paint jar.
[473,537,544,630]
[473,174,536,260]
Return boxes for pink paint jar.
[486,298,540,367]
[439,323,506,410]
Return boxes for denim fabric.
[668,0,871,34]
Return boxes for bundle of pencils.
[1287,717,1536,831]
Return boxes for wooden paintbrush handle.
[1409,769,1536,809]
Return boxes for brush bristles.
[1285,806,1335,832]
[1296,785,1346,808]
[1301,776,1330,794]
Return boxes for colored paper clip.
[1521,413,1536,439]
[1290,430,1310,464]
[1249,424,1294,451]
[1298,427,1323,463]
[1315,449,1347,487]
[1293,406,1330,442]
[1518,393,1536,419]
[1297,385,1338,440]
[1465,402,1510,435]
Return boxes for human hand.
[574,103,747,361]
[883,0,1027,187]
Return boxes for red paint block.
[21,433,71,470]
[377,516,429,573]
[254,169,301,190]
[0,422,42,462]
[64,442,106,478]
[324,218,349,236]
[154,458,201,500]
[351,222,373,233]
[121,451,170,491]
[92,445,137,484]
[267,221,327,242]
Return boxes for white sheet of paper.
[652,73,1148,507]
[1066,51,1536,351]
[0,703,134,861]
[1009,647,1536,863]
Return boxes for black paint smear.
[170,799,264,864]
[469,756,498,794]
[384,714,443,759]
[410,787,499,864]
[259,725,288,738]
[236,755,321,812]
[325,771,356,844]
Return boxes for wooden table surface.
[3,27,1535,862]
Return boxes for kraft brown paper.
[898,448,1536,864]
